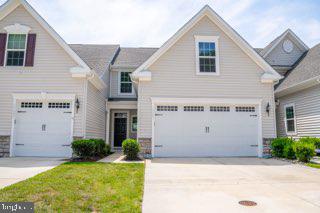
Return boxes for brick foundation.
[138,138,152,158]
[263,138,274,158]
[0,136,10,158]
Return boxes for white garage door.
[154,104,259,157]
[13,101,72,157]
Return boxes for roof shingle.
[275,43,320,92]
[69,44,120,76]
[112,47,158,68]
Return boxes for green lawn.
[0,162,145,212]
[306,162,320,169]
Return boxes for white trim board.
[150,97,264,158]
[132,5,282,82]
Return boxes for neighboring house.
[275,44,320,138]
[0,0,317,159]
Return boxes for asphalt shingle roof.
[112,47,158,68]
[69,44,120,76]
[275,43,320,92]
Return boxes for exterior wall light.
[266,102,270,116]
[75,98,80,113]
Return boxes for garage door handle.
[15,143,24,146]
[155,145,163,148]
[250,145,258,147]
[62,144,71,147]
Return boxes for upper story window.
[6,34,27,66]
[119,72,133,94]
[195,36,219,75]
[284,104,296,135]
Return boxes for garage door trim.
[151,97,263,158]
[10,93,76,157]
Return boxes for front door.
[114,113,127,147]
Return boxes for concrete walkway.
[99,151,144,163]
[0,157,64,189]
[143,158,320,213]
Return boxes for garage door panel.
[13,101,72,157]
[154,104,259,157]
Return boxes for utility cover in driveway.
[154,104,259,157]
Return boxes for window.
[48,102,71,109]
[210,106,230,112]
[157,106,178,111]
[285,104,296,134]
[184,106,204,112]
[119,72,133,94]
[131,116,137,132]
[195,36,219,75]
[236,106,255,112]
[6,34,27,66]
[21,102,42,108]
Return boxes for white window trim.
[131,115,137,133]
[118,71,134,95]
[284,103,297,135]
[5,33,28,67]
[195,35,220,76]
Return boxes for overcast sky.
[3,0,320,48]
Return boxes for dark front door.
[114,113,127,147]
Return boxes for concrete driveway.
[0,157,64,189]
[143,158,320,213]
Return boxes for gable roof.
[70,44,119,76]
[259,29,309,57]
[0,0,107,89]
[112,47,158,68]
[275,43,320,95]
[132,5,282,81]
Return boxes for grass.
[306,162,320,169]
[0,162,145,212]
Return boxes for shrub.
[71,139,109,158]
[283,141,296,159]
[299,137,320,149]
[293,141,315,162]
[122,139,140,160]
[271,138,293,158]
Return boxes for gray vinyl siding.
[85,82,106,139]
[276,85,320,138]
[0,5,85,137]
[109,68,136,98]
[138,16,276,139]
[265,35,304,66]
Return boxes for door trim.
[10,93,76,157]
[151,97,263,158]
[111,110,129,150]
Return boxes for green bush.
[293,141,315,162]
[71,139,109,158]
[122,139,140,160]
[271,138,293,158]
[299,137,320,149]
[283,141,296,159]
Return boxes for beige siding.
[138,16,276,139]
[85,82,106,139]
[110,68,136,98]
[276,85,320,138]
[0,6,85,136]
[265,35,304,66]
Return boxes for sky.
[2,0,320,48]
